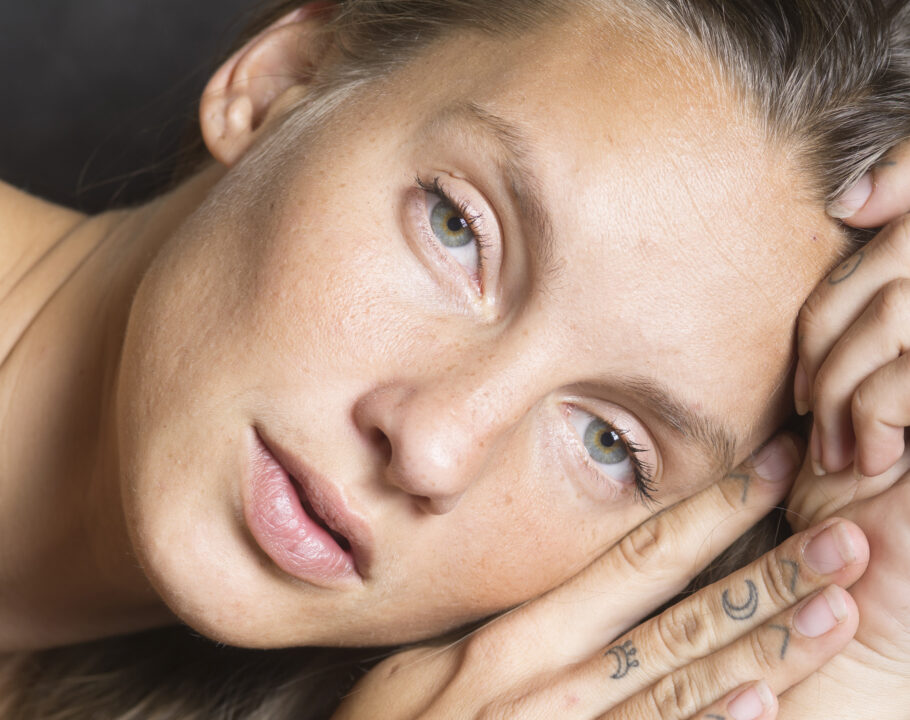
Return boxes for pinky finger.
[851,352,910,477]
[694,681,778,720]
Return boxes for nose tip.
[354,386,482,514]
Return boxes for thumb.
[827,139,910,228]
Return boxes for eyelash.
[415,175,494,282]
[573,414,658,507]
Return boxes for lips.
[244,429,371,587]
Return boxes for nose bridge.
[365,335,547,513]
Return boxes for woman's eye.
[567,407,640,487]
[583,418,630,466]
[425,192,481,277]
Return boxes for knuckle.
[653,600,715,659]
[747,625,782,676]
[880,214,910,262]
[888,213,910,247]
[799,286,830,339]
[851,383,876,426]
[648,671,702,718]
[874,278,910,323]
[761,549,798,606]
[616,516,673,573]
[460,629,505,670]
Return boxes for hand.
[794,138,910,482]
[782,140,910,719]
[333,441,868,720]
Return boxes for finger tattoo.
[781,559,799,595]
[706,715,726,720]
[605,640,640,679]
[769,623,791,659]
[729,472,751,504]
[829,250,865,285]
[722,580,759,620]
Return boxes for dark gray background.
[0,0,262,211]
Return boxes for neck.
[0,166,224,651]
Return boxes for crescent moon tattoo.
[829,250,864,285]
[605,640,640,679]
[722,579,759,620]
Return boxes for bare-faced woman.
[2,0,910,717]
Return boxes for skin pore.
[0,9,849,653]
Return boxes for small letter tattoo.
[781,560,799,594]
[722,580,759,620]
[706,715,726,720]
[729,472,751,503]
[829,251,865,285]
[605,640,640,679]
[769,623,791,659]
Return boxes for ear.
[200,2,336,167]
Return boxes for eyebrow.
[622,377,738,474]
[431,103,740,475]
[431,102,561,286]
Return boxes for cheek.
[410,457,649,622]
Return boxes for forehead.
[391,14,843,459]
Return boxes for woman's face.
[117,14,845,647]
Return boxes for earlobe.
[200,2,336,167]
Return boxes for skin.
[0,9,849,653]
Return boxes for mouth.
[296,488,351,553]
[244,429,372,587]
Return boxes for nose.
[353,369,529,515]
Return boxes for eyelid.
[405,173,503,311]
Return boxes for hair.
[4,0,910,717]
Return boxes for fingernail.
[804,522,856,574]
[751,435,798,483]
[794,360,809,416]
[728,681,775,720]
[826,172,873,219]
[810,424,826,477]
[794,586,847,637]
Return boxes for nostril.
[370,427,392,463]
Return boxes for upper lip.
[257,429,374,579]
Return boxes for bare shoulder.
[0,181,85,296]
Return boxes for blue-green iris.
[583,419,629,465]
[430,199,474,248]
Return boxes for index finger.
[474,434,800,677]
[829,139,910,228]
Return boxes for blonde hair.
[5,0,910,717]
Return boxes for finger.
[809,277,910,473]
[852,352,910,476]
[521,518,867,715]
[795,214,910,421]
[834,139,910,228]
[786,445,910,532]
[694,681,778,720]
[608,585,858,720]
[469,435,800,679]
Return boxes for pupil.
[600,430,616,448]
[447,216,464,232]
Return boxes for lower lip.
[244,433,359,587]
